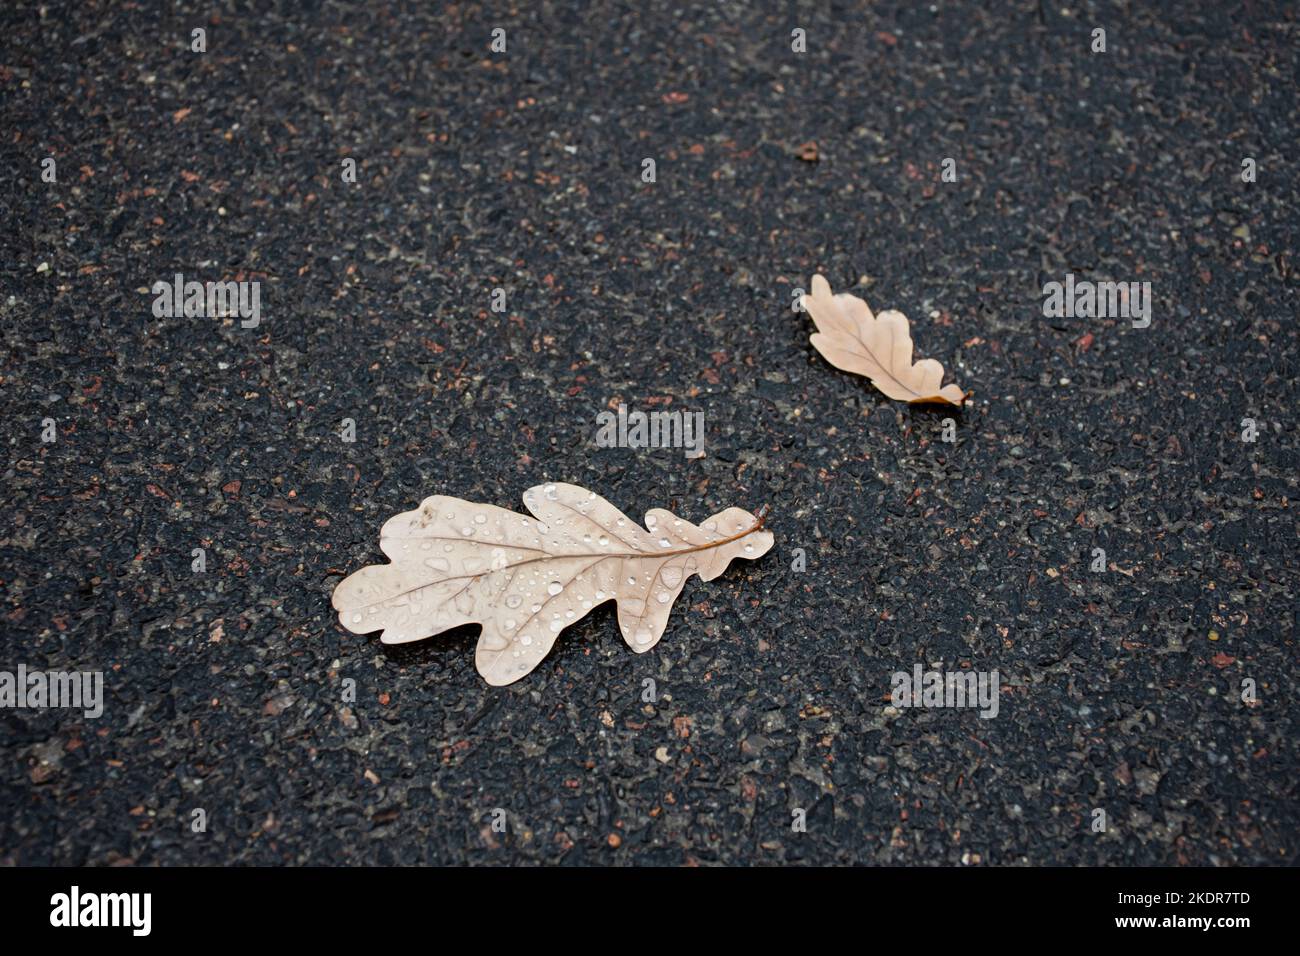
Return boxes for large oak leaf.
[332,483,773,685]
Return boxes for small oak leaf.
[802,274,969,406]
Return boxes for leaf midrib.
[360,516,766,605]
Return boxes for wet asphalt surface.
[1,1,1297,866]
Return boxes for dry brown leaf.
[332,483,774,686]
[802,274,968,406]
